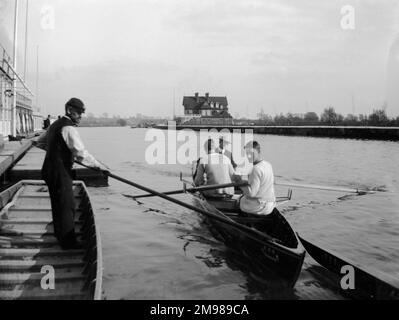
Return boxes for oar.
[129,182,249,199]
[275,181,374,195]
[75,161,275,242]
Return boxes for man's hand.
[92,164,110,175]
[232,174,243,183]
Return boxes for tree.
[320,106,341,125]
[285,113,303,125]
[358,114,368,125]
[343,114,358,126]
[273,113,289,126]
[257,108,266,120]
[368,109,389,126]
[257,108,273,124]
[304,112,319,125]
[117,118,127,126]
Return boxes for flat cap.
[66,97,85,113]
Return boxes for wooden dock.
[8,147,108,187]
[0,141,33,177]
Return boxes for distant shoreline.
[79,125,125,128]
[153,124,399,141]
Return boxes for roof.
[183,95,228,109]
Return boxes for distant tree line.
[252,107,399,127]
[79,113,127,127]
[79,113,168,127]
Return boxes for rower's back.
[194,152,235,197]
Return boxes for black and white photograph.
[0,0,398,307]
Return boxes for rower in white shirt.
[234,141,276,215]
[194,139,235,197]
[217,137,237,169]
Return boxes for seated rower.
[217,137,237,169]
[194,139,235,197]
[235,141,276,215]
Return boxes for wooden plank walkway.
[0,141,33,177]
[8,147,108,187]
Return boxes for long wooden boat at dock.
[298,236,399,299]
[190,190,305,287]
[0,180,102,300]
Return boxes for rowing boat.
[190,190,305,287]
[0,180,102,300]
[298,236,399,299]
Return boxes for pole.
[173,88,176,119]
[36,45,39,112]
[5,62,34,95]
[24,0,29,81]
[12,0,19,137]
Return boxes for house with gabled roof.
[182,93,231,118]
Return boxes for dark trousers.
[43,166,77,248]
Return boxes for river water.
[78,127,399,300]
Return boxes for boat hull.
[0,180,102,300]
[192,193,305,287]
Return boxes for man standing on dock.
[41,98,103,250]
[235,141,276,215]
[43,115,51,130]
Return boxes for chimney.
[205,92,209,103]
[195,92,199,103]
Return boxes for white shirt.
[240,160,276,215]
[36,116,101,168]
[61,124,101,168]
[194,152,235,196]
[245,160,275,201]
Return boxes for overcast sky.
[1,0,398,118]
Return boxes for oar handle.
[275,181,374,194]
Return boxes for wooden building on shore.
[0,45,43,141]
[181,92,233,125]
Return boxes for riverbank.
[154,124,399,141]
